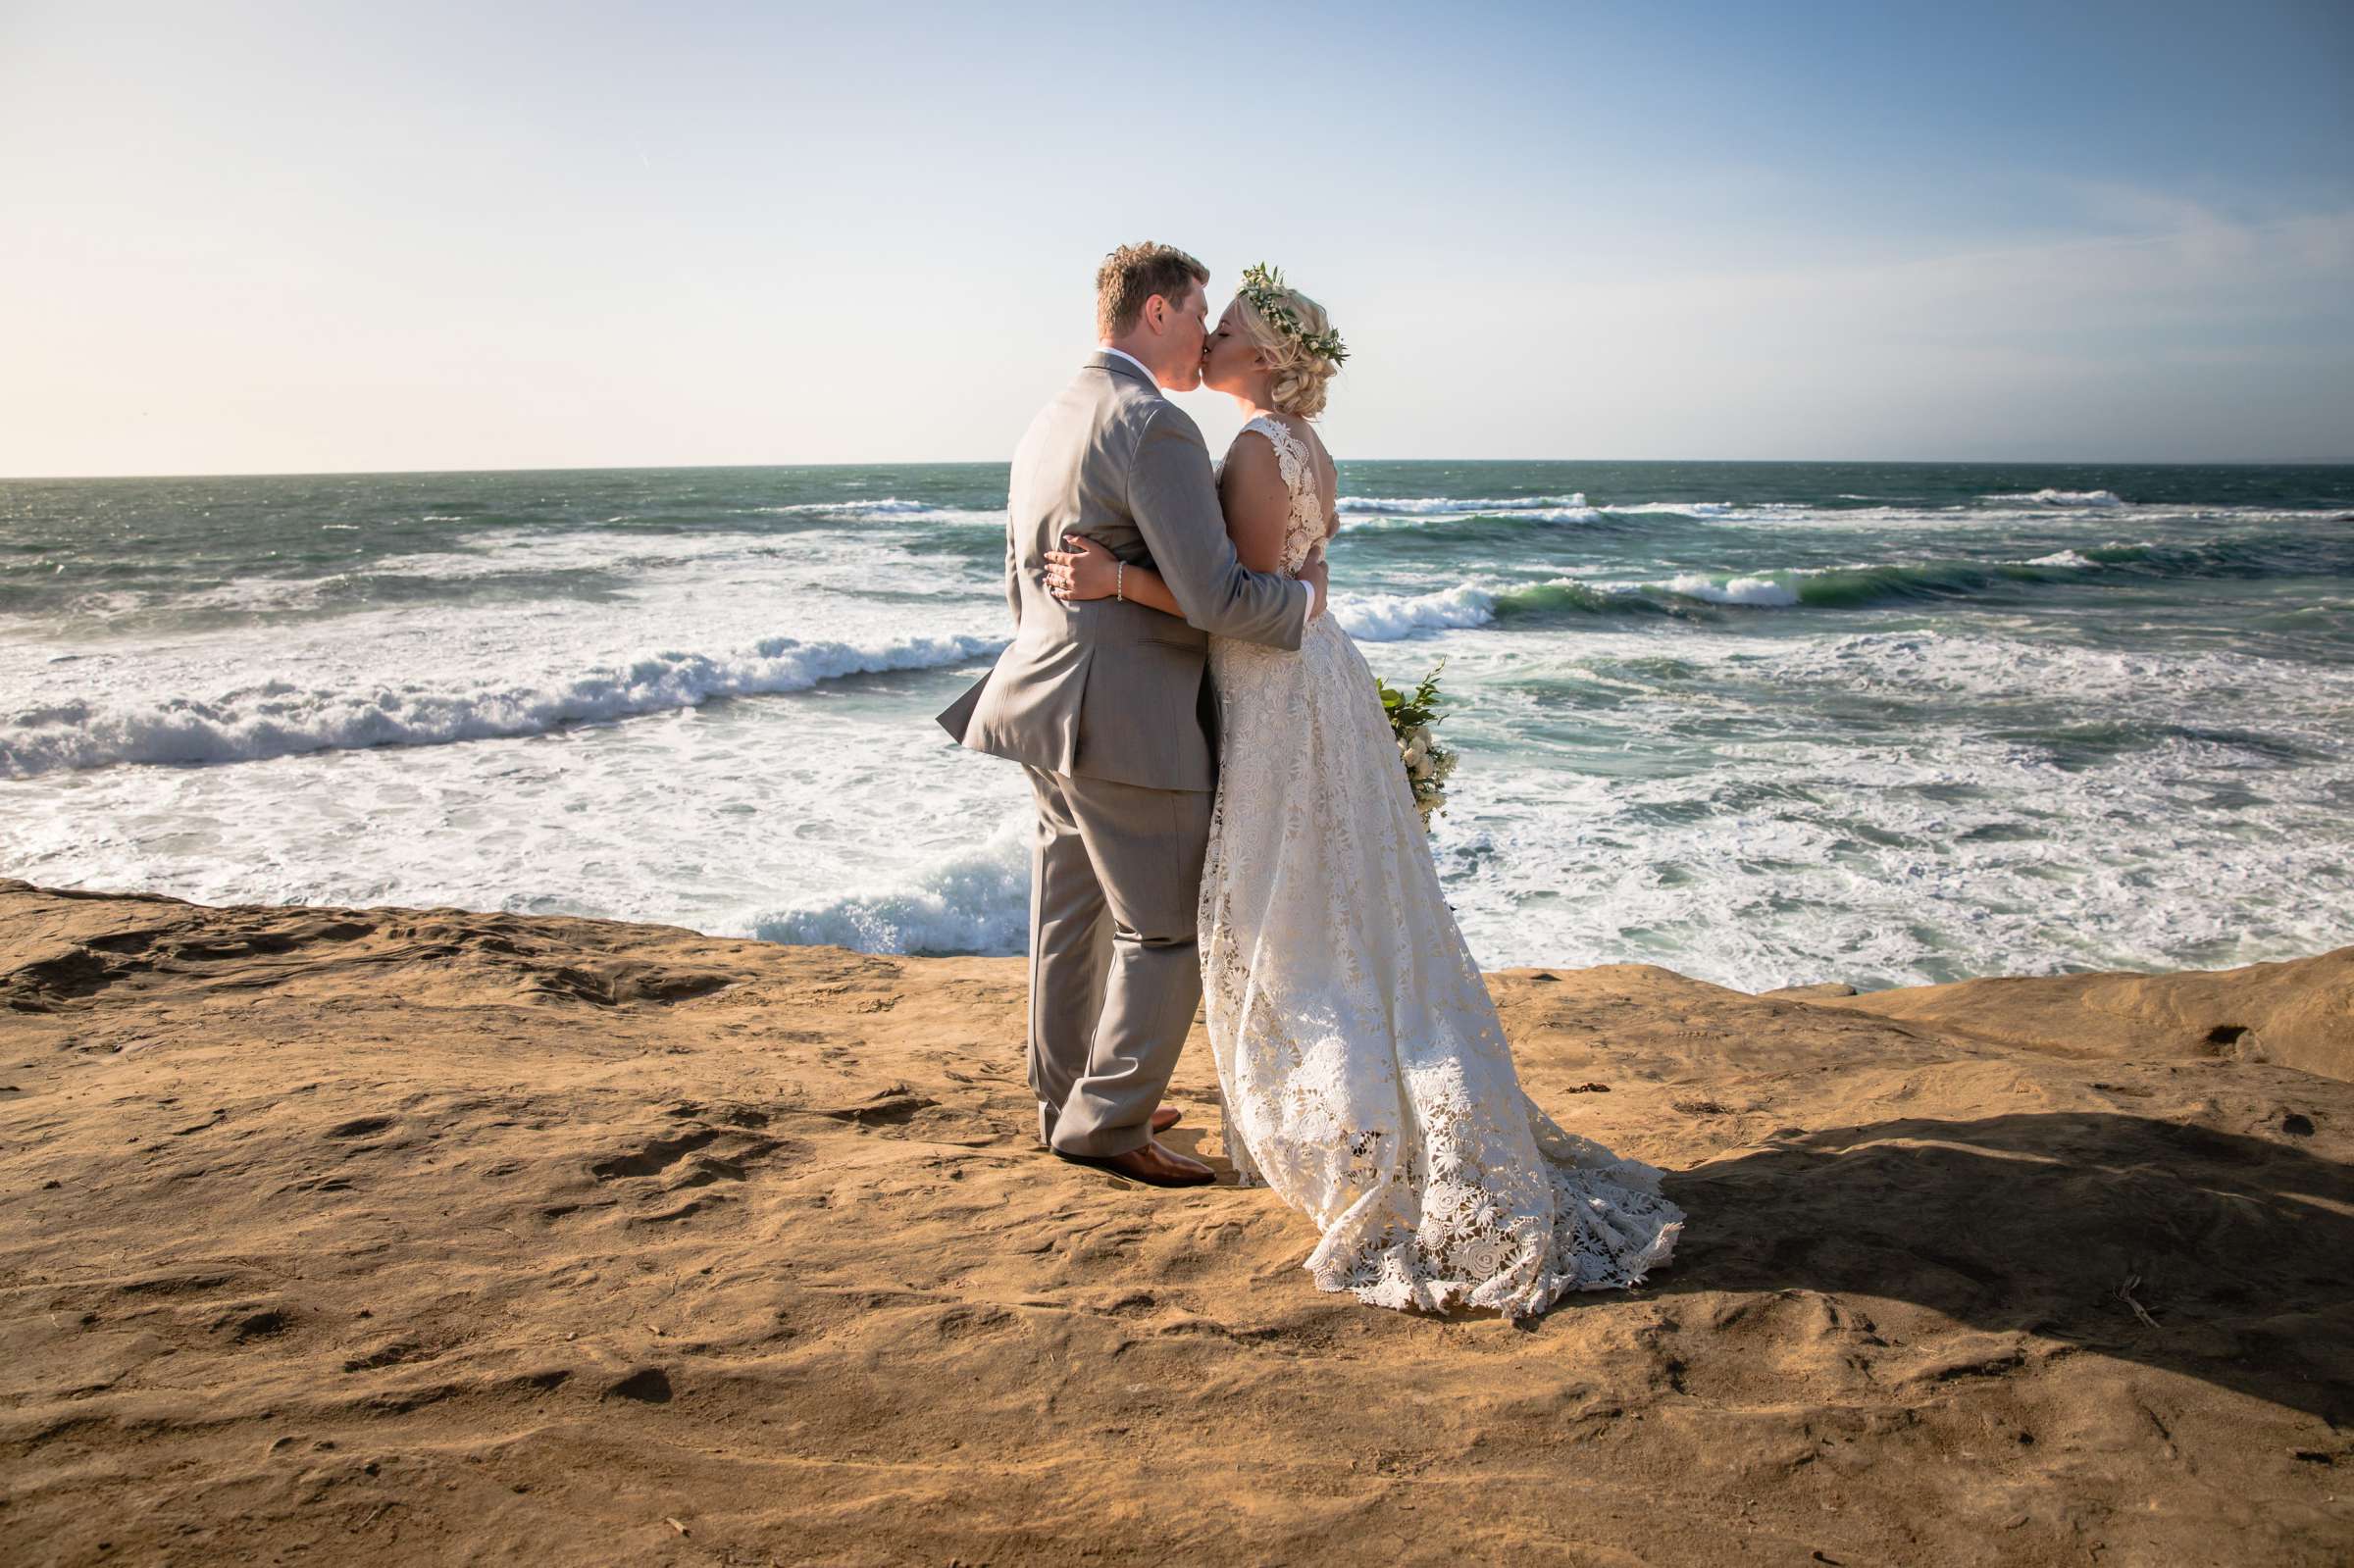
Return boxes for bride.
[1041,267,1685,1317]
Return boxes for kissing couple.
[938,242,1684,1316]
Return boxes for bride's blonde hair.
[1234,271,1345,421]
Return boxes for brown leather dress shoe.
[1054,1137,1214,1188]
[1038,1105,1182,1151]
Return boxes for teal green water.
[3,460,2349,989]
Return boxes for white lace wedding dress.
[1200,415,1686,1318]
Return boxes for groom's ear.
[1141,279,1206,337]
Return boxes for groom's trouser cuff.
[1021,766,1208,1159]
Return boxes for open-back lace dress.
[1199,414,1686,1317]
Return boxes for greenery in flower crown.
[1237,263,1349,367]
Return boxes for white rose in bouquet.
[1373,661,1459,834]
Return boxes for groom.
[937,242,1327,1187]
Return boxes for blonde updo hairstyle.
[1236,283,1342,421]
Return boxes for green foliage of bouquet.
[1375,659,1458,832]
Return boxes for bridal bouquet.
[1375,660,1458,831]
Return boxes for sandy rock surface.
[1816,948,2354,1084]
[2,878,2349,1566]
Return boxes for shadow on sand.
[1617,1109,2351,1424]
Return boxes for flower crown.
[1236,263,1349,367]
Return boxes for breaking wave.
[754,812,1031,956]
[2,631,1006,778]
[1980,488,2125,507]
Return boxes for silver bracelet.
[1116,561,1124,602]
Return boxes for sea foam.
[0,631,1006,778]
[1659,572,1803,607]
[1982,488,2125,507]
[1339,493,1589,516]
[754,812,1032,956]
[1334,584,1501,639]
[754,498,1005,526]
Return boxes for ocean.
[4,459,2350,993]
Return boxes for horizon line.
[7,455,2354,483]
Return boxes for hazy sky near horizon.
[4,1,2351,477]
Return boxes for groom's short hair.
[1097,242,1209,337]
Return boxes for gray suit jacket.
[936,352,1310,791]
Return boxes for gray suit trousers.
[1023,764,1212,1157]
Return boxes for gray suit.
[937,351,1309,1156]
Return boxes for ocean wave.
[1343,544,2169,631]
[752,498,1004,526]
[1338,578,1695,633]
[1598,501,1813,519]
[1345,494,2135,527]
[1343,503,1608,531]
[1755,628,2354,722]
[1333,584,1500,639]
[1442,702,2354,992]
[1980,488,2125,507]
[1332,556,2065,632]
[753,813,1030,956]
[0,631,1006,778]
[364,527,976,585]
[1338,494,2340,533]
[1660,572,1801,606]
[1495,579,1682,618]
[1344,573,1721,632]
[1340,493,1869,526]
[1339,493,1588,516]
[1326,493,2206,530]
[1639,552,2118,611]
[370,529,799,580]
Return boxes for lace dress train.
[1200,416,1685,1317]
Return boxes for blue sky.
[2,0,2349,474]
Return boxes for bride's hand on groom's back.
[1045,534,1117,601]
